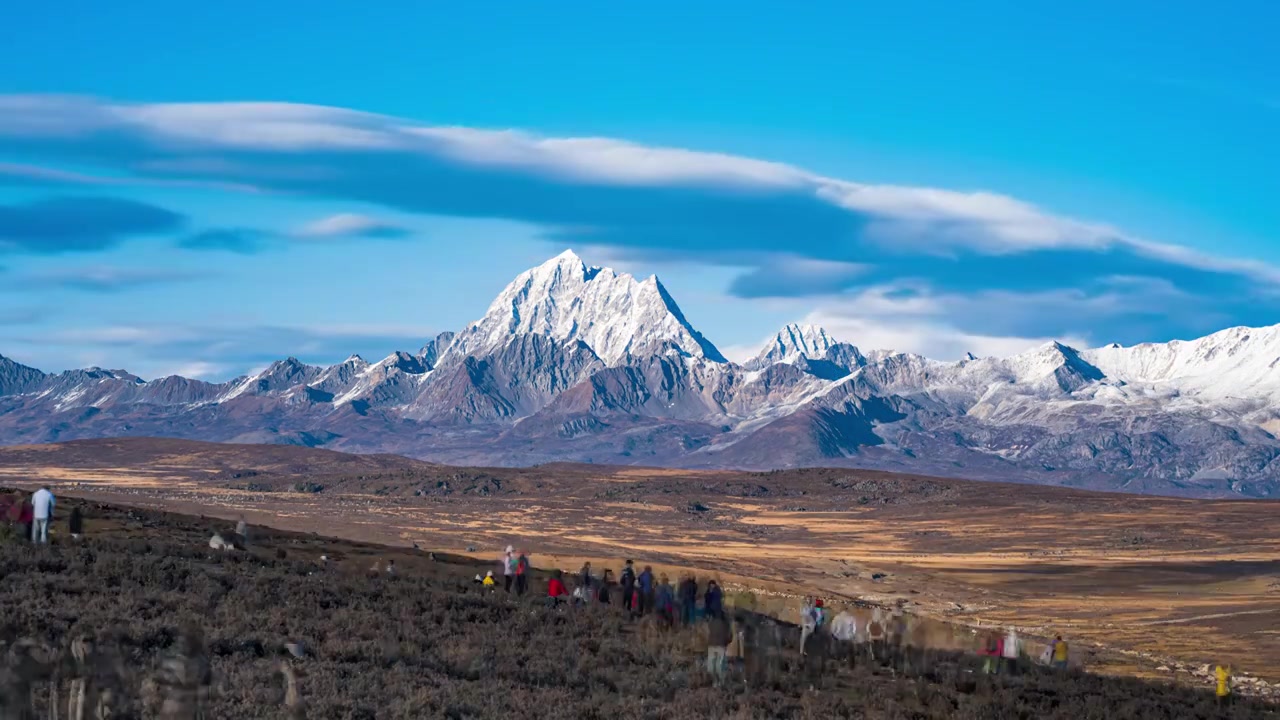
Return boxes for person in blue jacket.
[638,565,655,614]
[704,579,724,620]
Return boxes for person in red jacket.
[547,570,569,607]
[17,497,34,543]
[981,632,1005,674]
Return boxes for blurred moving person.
[638,565,654,614]
[515,552,530,596]
[68,505,84,540]
[799,598,825,656]
[981,632,1004,674]
[31,486,54,544]
[620,560,636,610]
[830,610,857,665]
[678,575,698,625]
[1050,636,1069,670]
[547,569,569,607]
[501,545,517,592]
[17,494,34,543]
[655,574,675,627]
[704,580,724,620]
[1216,664,1232,706]
[1002,628,1020,674]
[598,569,616,604]
[707,612,732,685]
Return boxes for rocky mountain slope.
[4,250,1280,497]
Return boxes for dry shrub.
[0,517,1274,719]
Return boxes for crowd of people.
[474,544,1240,700]
[475,550,1001,685]
[0,495,1244,703]
[0,486,79,543]
[475,554,728,625]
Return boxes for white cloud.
[802,311,1088,361]
[0,94,1271,281]
[719,343,764,364]
[16,266,207,292]
[0,94,1203,258]
[2,322,438,381]
[161,361,226,380]
[294,213,409,239]
[3,94,1279,351]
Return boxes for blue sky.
[0,1,1277,379]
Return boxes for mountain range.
[5,249,1280,498]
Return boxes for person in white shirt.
[1003,629,1020,673]
[831,611,858,643]
[30,486,54,544]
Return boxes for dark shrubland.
[0,500,1274,719]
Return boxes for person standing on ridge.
[578,561,594,594]
[638,565,655,615]
[598,569,616,604]
[31,486,54,544]
[704,580,725,620]
[706,611,733,685]
[547,569,569,607]
[1002,628,1020,674]
[620,560,636,613]
[655,574,676,627]
[981,632,1004,674]
[1215,663,1232,706]
[501,545,517,593]
[1050,635,1069,670]
[799,598,818,656]
[68,505,84,540]
[679,575,698,625]
[17,493,34,543]
[515,551,530,596]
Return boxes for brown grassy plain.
[2,437,1278,692]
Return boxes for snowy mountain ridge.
[4,250,1280,497]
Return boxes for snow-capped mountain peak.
[442,249,726,366]
[1082,324,1280,401]
[1003,341,1104,392]
[11,251,1280,498]
[751,323,841,367]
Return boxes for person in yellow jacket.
[1216,664,1232,705]
[1050,635,1069,670]
[482,570,496,588]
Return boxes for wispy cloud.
[0,94,1277,348]
[804,311,1089,362]
[15,266,209,293]
[175,214,411,254]
[6,322,436,380]
[0,161,262,193]
[0,195,185,254]
[294,213,411,239]
[177,228,272,254]
[0,306,45,326]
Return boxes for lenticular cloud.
[0,93,1277,338]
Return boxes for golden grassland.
[2,441,1278,689]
